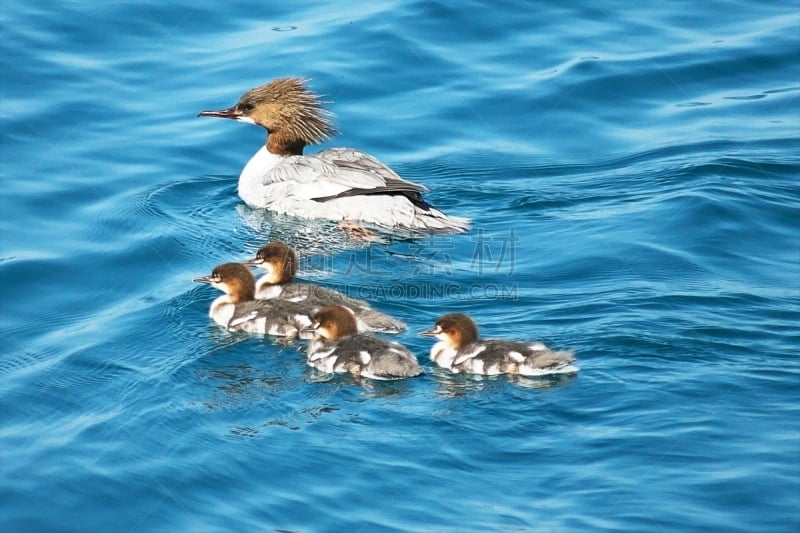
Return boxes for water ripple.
[2,1,799,531]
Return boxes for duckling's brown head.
[420,313,479,349]
[310,305,358,340]
[245,241,297,284]
[193,262,256,303]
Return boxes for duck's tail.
[519,349,579,376]
[355,309,408,334]
[413,205,472,234]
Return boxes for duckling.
[306,305,422,380]
[244,241,406,334]
[420,313,578,375]
[193,262,311,337]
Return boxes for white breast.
[238,147,284,206]
[209,297,235,328]
[254,280,284,300]
[430,342,458,370]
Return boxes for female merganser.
[306,306,423,380]
[420,313,578,376]
[198,77,470,233]
[193,262,312,337]
[244,241,406,334]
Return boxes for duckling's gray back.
[366,348,423,378]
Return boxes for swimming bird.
[305,305,423,380]
[420,313,578,375]
[244,241,407,334]
[198,77,470,233]
[193,262,312,337]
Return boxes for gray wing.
[229,300,275,325]
[476,340,574,370]
[317,148,428,192]
[266,154,340,185]
[352,307,407,334]
[267,148,430,206]
[228,299,312,334]
[523,344,576,369]
[280,283,371,308]
[333,335,421,378]
[285,283,407,333]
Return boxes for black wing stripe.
[311,187,431,209]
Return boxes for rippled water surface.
[2,1,799,531]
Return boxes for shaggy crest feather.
[238,78,338,144]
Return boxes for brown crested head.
[250,241,297,284]
[420,313,479,349]
[240,78,337,153]
[311,305,358,340]
[193,262,256,303]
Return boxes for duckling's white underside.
[209,296,235,327]
[238,146,469,232]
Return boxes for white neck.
[254,278,284,299]
[209,295,235,327]
[430,341,458,368]
[238,146,285,206]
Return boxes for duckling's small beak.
[197,107,241,119]
[192,275,214,284]
[419,328,438,337]
[242,257,263,267]
[301,325,317,335]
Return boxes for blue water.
[2,1,798,531]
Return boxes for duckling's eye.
[238,102,254,113]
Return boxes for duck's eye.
[238,102,254,113]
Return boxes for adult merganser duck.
[193,262,312,337]
[198,77,470,233]
[244,241,406,334]
[305,305,423,380]
[420,313,578,376]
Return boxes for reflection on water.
[304,366,422,399]
[235,204,388,257]
[430,366,579,396]
[199,363,286,410]
[197,359,344,437]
